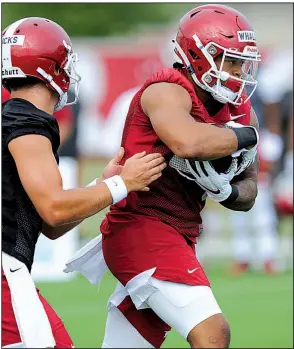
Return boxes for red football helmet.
[173,5,261,105]
[2,17,81,111]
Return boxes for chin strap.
[36,67,68,111]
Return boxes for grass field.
[37,265,293,348]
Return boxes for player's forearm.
[43,178,104,238]
[44,184,113,227]
[221,154,259,212]
[221,179,257,211]
[175,125,237,159]
[175,124,257,160]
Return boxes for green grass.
[37,267,293,348]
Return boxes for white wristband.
[86,178,99,187]
[103,175,128,204]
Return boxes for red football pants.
[2,273,73,348]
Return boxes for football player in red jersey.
[99,5,261,348]
[1,17,165,348]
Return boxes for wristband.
[220,185,239,205]
[103,175,128,204]
[231,127,258,150]
[86,178,99,187]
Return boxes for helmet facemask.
[62,40,81,107]
[37,40,81,111]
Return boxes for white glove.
[225,121,259,176]
[234,145,258,176]
[185,158,238,202]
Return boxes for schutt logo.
[2,68,19,76]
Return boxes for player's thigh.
[146,278,228,347]
[38,293,74,348]
[102,306,154,348]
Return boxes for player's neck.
[183,69,224,114]
[11,86,58,115]
[194,84,224,116]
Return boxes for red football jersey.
[101,68,251,241]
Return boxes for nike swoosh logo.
[198,183,221,194]
[10,267,22,273]
[112,179,118,187]
[230,113,246,120]
[188,267,199,274]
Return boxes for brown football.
[209,156,234,174]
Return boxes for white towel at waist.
[63,234,108,284]
[2,252,56,348]
[63,236,160,312]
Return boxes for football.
[170,153,242,178]
[209,155,235,174]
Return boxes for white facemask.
[36,41,81,112]
[174,35,260,106]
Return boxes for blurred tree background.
[2,3,191,36]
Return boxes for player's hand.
[225,121,259,176]
[101,147,124,181]
[186,158,238,202]
[234,145,258,176]
[120,151,166,193]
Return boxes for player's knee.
[206,320,231,348]
[187,314,231,348]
